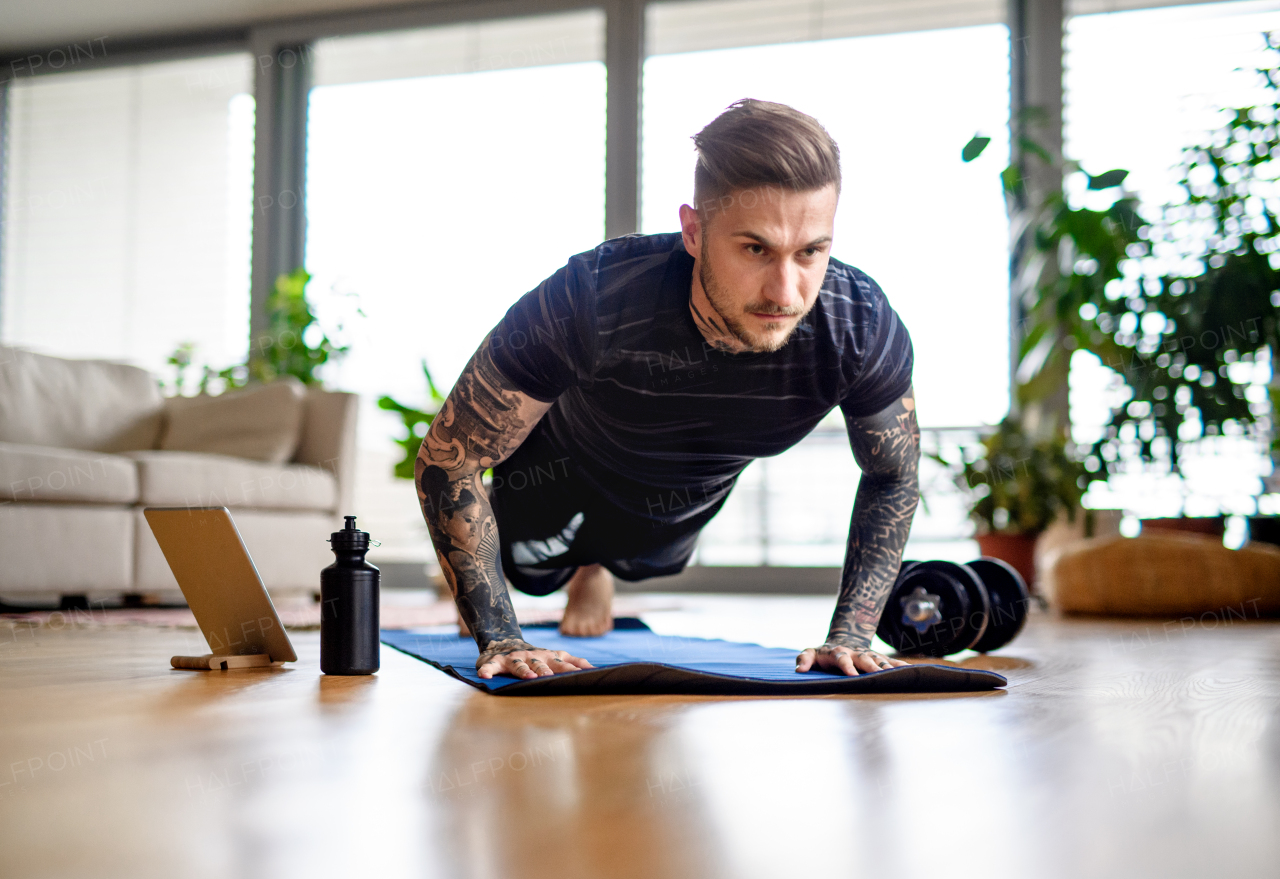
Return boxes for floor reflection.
[316,673,379,708]
[427,693,723,878]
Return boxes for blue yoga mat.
[380,618,1006,696]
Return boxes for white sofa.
[0,345,358,603]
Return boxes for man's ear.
[679,203,701,259]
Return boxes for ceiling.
[0,0,448,54]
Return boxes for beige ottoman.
[1043,533,1280,617]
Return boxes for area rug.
[0,596,682,631]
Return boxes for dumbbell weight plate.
[967,557,1030,653]
[877,561,989,657]
[875,560,953,657]
[926,561,990,655]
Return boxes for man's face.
[680,183,837,353]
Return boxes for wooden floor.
[2,596,1278,879]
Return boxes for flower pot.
[975,532,1039,589]
[1140,517,1225,538]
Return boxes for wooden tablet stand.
[171,653,273,671]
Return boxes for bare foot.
[559,564,614,637]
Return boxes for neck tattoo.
[689,289,748,354]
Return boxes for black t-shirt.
[487,232,914,527]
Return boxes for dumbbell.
[875,558,1030,657]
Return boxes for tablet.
[143,506,297,663]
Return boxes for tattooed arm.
[416,336,593,680]
[795,387,921,676]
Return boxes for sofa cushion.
[0,504,134,593]
[0,442,139,503]
[294,388,359,516]
[0,345,164,451]
[127,450,337,511]
[161,377,306,464]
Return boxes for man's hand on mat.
[795,640,909,676]
[476,638,594,680]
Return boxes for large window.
[1,54,255,375]
[643,0,1011,563]
[1065,0,1280,519]
[305,11,607,562]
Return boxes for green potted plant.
[932,416,1087,586]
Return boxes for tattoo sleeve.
[827,386,921,649]
[414,335,553,654]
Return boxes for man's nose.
[761,260,804,308]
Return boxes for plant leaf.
[1001,165,1024,196]
[1087,168,1129,190]
[421,360,448,403]
[962,135,991,162]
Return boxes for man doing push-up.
[416,99,919,680]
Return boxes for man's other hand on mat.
[476,639,594,680]
[794,640,909,676]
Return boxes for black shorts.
[489,428,715,596]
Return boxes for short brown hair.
[692,98,841,219]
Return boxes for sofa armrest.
[292,389,358,516]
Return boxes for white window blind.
[1069,0,1260,14]
[311,10,604,87]
[646,0,1252,58]
[1,53,256,376]
[647,0,1006,56]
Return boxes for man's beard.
[699,238,809,354]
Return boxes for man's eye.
[746,244,764,255]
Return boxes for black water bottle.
[321,516,380,675]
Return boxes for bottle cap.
[329,515,374,551]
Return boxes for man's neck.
[688,265,751,355]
